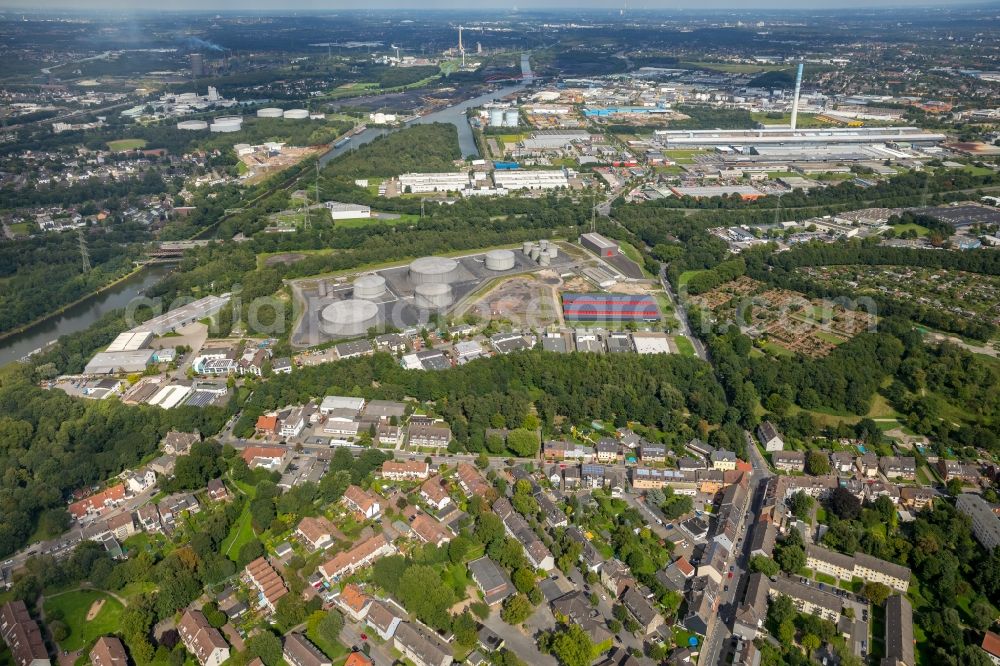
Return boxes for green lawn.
[7,223,30,236]
[814,330,846,345]
[673,336,696,357]
[44,590,124,651]
[107,138,147,151]
[760,341,795,358]
[890,222,930,237]
[677,270,705,288]
[222,504,256,561]
[333,214,418,229]
[306,613,351,661]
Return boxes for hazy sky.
[0,0,988,10]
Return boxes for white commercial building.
[492,169,569,190]
[398,172,471,194]
[957,493,1000,550]
[324,202,372,220]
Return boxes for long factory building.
[563,293,661,322]
[653,126,947,148]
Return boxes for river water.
[0,264,174,367]
[321,54,532,164]
[0,56,535,368]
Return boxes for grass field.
[677,270,705,288]
[681,61,787,74]
[107,139,147,151]
[890,222,930,237]
[7,222,30,236]
[44,590,124,652]
[222,504,255,561]
[306,613,351,660]
[333,213,419,229]
[673,335,696,357]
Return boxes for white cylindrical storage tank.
[546,246,558,259]
[489,109,504,126]
[539,239,550,251]
[522,241,533,255]
[409,256,459,285]
[504,110,519,127]
[283,108,309,120]
[320,299,378,337]
[414,283,453,309]
[539,253,551,266]
[177,120,208,131]
[210,116,242,133]
[257,107,284,118]
[485,249,516,271]
[530,246,541,261]
[353,274,386,300]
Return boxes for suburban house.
[89,636,128,666]
[178,609,230,666]
[381,460,430,481]
[620,586,664,636]
[772,451,805,473]
[393,622,454,666]
[207,478,230,502]
[468,556,515,606]
[283,633,332,666]
[757,421,784,452]
[0,601,50,666]
[319,534,395,583]
[244,557,288,614]
[255,415,279,437]
[335,584,372,622]
[342,485,382,520]
[296,516,340,551]
[407,423,452,448]
[420,476,452,511]
[711,450,738,471]
[880,456,917,480]
[365,600,404,641]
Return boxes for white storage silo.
[283,109,309,120]
[546,246,558,259]
[529,246,541,261]
[414,283,453,309]
[177,120,208,131]
[539,239,550,251]
[409,256,459,285]
[210,116,243,133]
[320,299,379,337]
[522,241,533,255]
[504,110,519,127]
[257,108,284,118]
[353,274,387,300]
[485,249,516,271]
[539,253,551,266]
[489,108,504,126]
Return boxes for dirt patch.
[265,253,307,267]
[85,598,105,622]
[607,282,655,295]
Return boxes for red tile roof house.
[295,516,341,551]
[406,509,455,547]
[68,484,126,522]
[178,609,230,666]
[335,584,372,622]
[342,485,382,520]
[419,476,451,511]
[319,534,396,583]
[255,415,279,437]
[240,446,287,471]
[244,557,289,614]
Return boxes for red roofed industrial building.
[562,293,660,322]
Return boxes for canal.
[0,264,175,367]
[321,54,532,165]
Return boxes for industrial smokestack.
[790,62,804,131]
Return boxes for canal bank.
[0,263,175,367]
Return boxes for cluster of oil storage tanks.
[521,240,558,266]
[256,108,310,119]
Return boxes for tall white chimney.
[790,63,804,131]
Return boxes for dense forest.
[322,123,462,178]
[0,365,229,557]
[0,223,152,335]
[231,350,737,451]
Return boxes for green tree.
[749,555,780,577]
[507,428,540,457]
[548,624,597,666]
[315,610,344,646]
[862,582,892,606]
[806,451,830,476]
[245,631,283,666]
[501,594,533,625]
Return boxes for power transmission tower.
[78,227,91,272]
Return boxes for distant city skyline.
[1,0,994,11]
